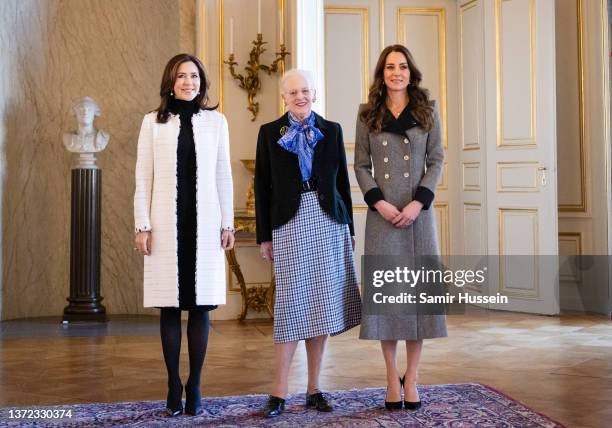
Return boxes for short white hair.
[280,69,316,94]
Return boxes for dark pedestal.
[63,168,106,322]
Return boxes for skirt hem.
[274,322,360,344]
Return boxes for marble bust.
[63,97,109,153]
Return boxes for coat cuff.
[256,235,272,245]
[135,223,151,233]
[414,186,435,210]
[364,187,385,211]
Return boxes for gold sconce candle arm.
[261,44,290,75]
[225,54,246,89]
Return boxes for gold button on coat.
[404,138,409,144]
[382,141,388,146]
[404,155,409,160]
[404,172,409,177]
[384,157,388,162]
[384,173,390,179]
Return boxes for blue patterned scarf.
[277,112,324,181]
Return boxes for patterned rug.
[0,383,565,427]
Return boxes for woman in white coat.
[134,53,234,417]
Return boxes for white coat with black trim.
[134,109,233,307]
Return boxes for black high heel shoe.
[402,377,422,411]
[185,380,203,416]
[166,382,183,417]
[384,377,403,410]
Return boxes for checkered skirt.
[272,191,361,343]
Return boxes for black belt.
[301,178,318,192]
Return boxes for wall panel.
[497,0,536,147]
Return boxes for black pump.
[166,382,183,417]
[384,377,403,410]
[402,377,422,411]
[185,380,203,416]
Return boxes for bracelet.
[221,226,235,234]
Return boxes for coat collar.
[313,113,328,167]
[381,106,418,137]
[405,123,427,141]
[314,112,329,132]
[168,109,206,121]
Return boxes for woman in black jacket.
[255,69,361,418]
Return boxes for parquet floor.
[0,311,611,427]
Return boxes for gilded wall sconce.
[224,33,290,121]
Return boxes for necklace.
[387,100,408,119]
[389,106,404,119]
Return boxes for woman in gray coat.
[354,45,447,411]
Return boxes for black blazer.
[255,112,354,244]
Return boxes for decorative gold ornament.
[225,209,275,321]
[235,215,257,235]
[240,159,256,215]
[280,126,288,136]
[224,33,290,121]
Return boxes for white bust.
[63,97,109,153]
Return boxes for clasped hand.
[374,200,423,228]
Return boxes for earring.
[170,91,174,97]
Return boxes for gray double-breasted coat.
[354,101,448,340]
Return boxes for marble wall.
[0,0,195,319]
[180,0,197,54]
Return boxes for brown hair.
[156,53,217,123]
[360,45,434,133]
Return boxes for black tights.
[160,308,210,398]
